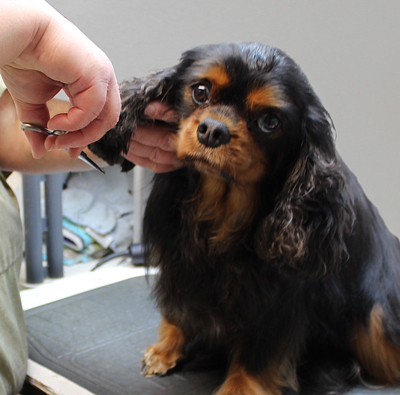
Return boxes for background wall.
[47,0,400,237]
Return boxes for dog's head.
[166,43,336,186]
[90,42,335,180]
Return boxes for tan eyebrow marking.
[246,86,285,111]
[199,64,231,88]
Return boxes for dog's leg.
[141,317,186,377]
[351,304,400,384]
[215,353,296,395]
[215,362,270,395]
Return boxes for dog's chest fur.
[144,169,300,343]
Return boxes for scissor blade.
[77,151,106,174]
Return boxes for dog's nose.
[197,118,231,148]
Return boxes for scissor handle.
[20,123,69,136]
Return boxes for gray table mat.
[25,275,224,395]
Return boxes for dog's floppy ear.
[257,102,354,279]
[88,66,180,172]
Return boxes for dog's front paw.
[141,344,182,378]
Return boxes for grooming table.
[24,274,400,395]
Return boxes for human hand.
[0,0,121,159]
[123,101,183,173]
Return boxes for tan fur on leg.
[215,361,271,395]
[215,354,297,395]
[351,305,400,384]
[141,317,186,377]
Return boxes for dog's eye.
[192,84,210,105]
[257,113,281,133]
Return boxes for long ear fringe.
[257,110,355,280]
[88,67,179,171]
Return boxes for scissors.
[21,123,105,174]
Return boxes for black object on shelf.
[91,243,144,271]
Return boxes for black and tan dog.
[89,43,400,395]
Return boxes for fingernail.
[173,160,184,170]
[144,104,156,118]
[45,142,56,152]
[163,109,178,123]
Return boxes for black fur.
[88,67,180,171]
[90,43,400,394]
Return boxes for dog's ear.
[257,102,354,279]
[88,66,180,172]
